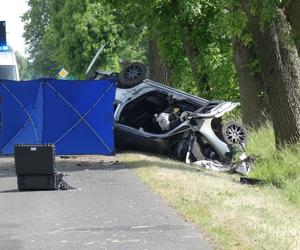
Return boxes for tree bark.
[241,1,300,147]
[148,39,170,85]
[182,35,212,95]
[232,37,268,129]
[284,0,300,55]
[183,39,199,83]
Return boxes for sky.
[0,0,29,56]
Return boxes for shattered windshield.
[0,65,17,80]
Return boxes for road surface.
[0,155,212,250]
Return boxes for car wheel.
[118,62,147,88]
[86,71,96,80]
[222,121,247,145]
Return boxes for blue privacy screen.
[0,78,116,155]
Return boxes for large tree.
[148,39,170,84]
[284,0,300,55]
[22,0,58,77]
[241,0,300,147]
[23,0,146,78]
[232,38,268,128]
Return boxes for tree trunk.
[241,1,300,147]
[183,40,199,83]
[182,35,212,96]
[148,39,170,85]
[284,0,300,55]
[232,37,269,129]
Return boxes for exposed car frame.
[114,78,243,161]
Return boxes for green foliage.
[22,0,51,56]
[250,0,279,27]
[111,0,240,100]
[23,0,146,78]
[22,0,60,77]
[52,0,121,74]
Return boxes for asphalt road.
[0,155,212,250]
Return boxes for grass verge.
[118,126,300,249]
[248,124,300,205]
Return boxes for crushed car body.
[87,49,254,175]
[114,79,252,175]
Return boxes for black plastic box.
[14,144,60,191]
[14,144,56,175]
[17,173,63,191]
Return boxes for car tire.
[118,62,147,88]
[222,121,248,145]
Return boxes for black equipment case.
[17,173,64,191]
[14,144,65,191]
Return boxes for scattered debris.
[60,155,77,159]
[240,177,266,185]
[60,156,70,159]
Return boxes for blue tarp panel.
[0,78,116,155]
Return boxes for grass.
[118,126,300,249]
[247,124,300,205]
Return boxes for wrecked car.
[87,47,253,175]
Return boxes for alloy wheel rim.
[125,65,143,81]
[224,123,246,144]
